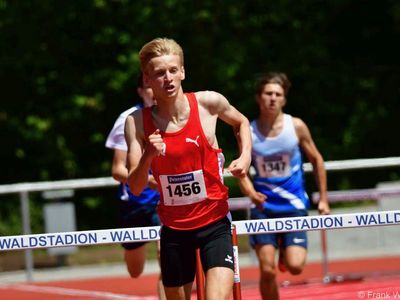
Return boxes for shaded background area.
[1,1,399,234]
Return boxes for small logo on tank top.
[185,135,200,147]
[160,143,166,156]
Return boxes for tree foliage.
[1,0,399,231]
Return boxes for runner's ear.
[180,66,185,80]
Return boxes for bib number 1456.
[159,170,207,206]
[166,182,201,198]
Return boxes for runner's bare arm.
[125,112,153,196]
[294,117,330,215]
[111,149,128,183]
[198,91,252,178]
[238,174,266,209]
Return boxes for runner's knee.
[286,263,304,275]
[260,264,277,280]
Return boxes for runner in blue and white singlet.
[238,72,330,300]
[251,114,309,214]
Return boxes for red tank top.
[142,93,229,230]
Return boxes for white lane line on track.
[0,284,158,300]
[279,280,400,300]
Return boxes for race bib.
[159,170,207,206]
[255,154,291,178]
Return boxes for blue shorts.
[119,200,160,250]
[249,209,308,249]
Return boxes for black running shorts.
[160,216,234,287]
[118,200,160,250]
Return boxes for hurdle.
[195,248,205,300]
[1,156,399,282]
[232,224,242,300]
[4,211,398,252]
[311,184,400,282]
[1,210,400,299]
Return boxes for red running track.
[0,256,399,300]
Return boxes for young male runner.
[239,72,330,300]
[125,37,252,300]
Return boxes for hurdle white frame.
[0,156,399,281]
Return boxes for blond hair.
[139,38,184,72]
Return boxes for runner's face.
[256,83,286,115]
[145,54,185,99]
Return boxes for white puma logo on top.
[185,135,200,147]
[160,143,166,156]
